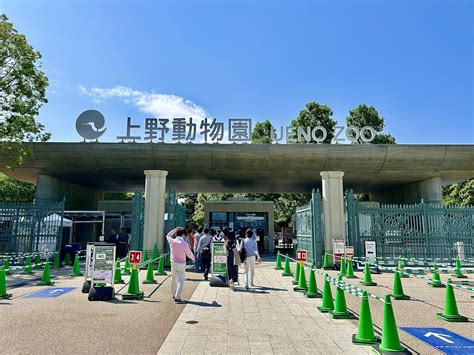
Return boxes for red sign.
[296,249,307,263]
[129,251,142,265]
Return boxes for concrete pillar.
[143,170,168,253]
[320,171,345,254]
[35,174,103,210]
[370,177,443,204]
[417,177,442,204]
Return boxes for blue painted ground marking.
[24,287,76,298]
[401,327,474,355]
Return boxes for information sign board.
[365,241,376,263]
[333,239,345,263]
[211,242,227,275]
[296,249,307,264]
[92,244,116,284]
[129,251,142,265]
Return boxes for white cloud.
[78,85,209,122]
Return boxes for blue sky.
[3,0,473,143]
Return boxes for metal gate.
[0,200,65,254]
[294,189,324,267]
[130,189,144,251]
[346,190,474,260]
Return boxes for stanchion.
[391,271,410,300]
[317,274,334,313]
[71,254,83,277]
[282,255,292,276]
[114,258,125,284]
[346,258,357,278]
[53,252,61,269]
[436,279,468,322]
[329,275,355,319]
[155,256,166,276]
[294,265,307,292]
[275,251,283,270]
[427,270,445,288]
[122,266,144,300]
[452,258,467,279]
[323,253,332,270]
[372,295,411,354]
[37,262,54,286]
[0,267,12,299]
[361,261,377,286]
[305,269,322,298]
[339,256,347,277]
[124,256,131,275]
[292,262,301,285]
[352,291,378,345]
[22,256,34,275]
[143,261,157,284]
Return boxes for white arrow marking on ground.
[49,289,64,294]
[424,332,454,344]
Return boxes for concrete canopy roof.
[1,143,473,193]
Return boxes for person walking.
[226,231,240,287]
[166,227,195,303]
[193,227,203,272]
[197,228,212,280]
[242,228,261,289]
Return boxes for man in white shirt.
[193,227,203,272]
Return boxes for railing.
[346,190,473,259]
[294,189,324,267]
[0,200,65,254]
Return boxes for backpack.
[117,232,129,245]
[239,241,247,263]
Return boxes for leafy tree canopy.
[442,179,473,207]
[1,14,50,169]
[0,173,35,202]
[251,120,272,144]
[346,104,396,144]
[290,101,336,143]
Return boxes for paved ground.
[159,259,473,355]
[1,264,199,354]
[2,258,473,354]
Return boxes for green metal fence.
[131,189,187,252]
[294,189,324,267]
[346,190,474,260]
[0,200,65,254]
[130,189,145,251]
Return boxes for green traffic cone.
[346,258,356,278]
[391,271,410,300]
[292,262,301,285]
[275,251,283,270]
[122,267,144,300]
[428,270,445,288]
[71,254,83,277]
[65,253,71,266]
[294,265,307,292]
[155,256,166,275]
[0,267,12,299]
[318,274,334,313]
[397,258,408,278]
[282,254,292,276]
[2,259,11,275]
[22,256,34,275]
[339,257,347,277]
[141,250,149,270]
[143,261,157,284]
[33,254,42,270]
[452,258,467,279]
[432,261,438,272]
[152,244,159,261]
[330,276,355,319]
[165,253,171,267]
[352,291,378,345]
[124,256,131,275]
[372,295,409,354]
[436,279,468,322]
[53,252,60,269]
[323,253,332,270]
[37,262,54,286]
[114,259,125,284]
[361,261,377,286]
[305,269,322,298]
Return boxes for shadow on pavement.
[232,288,269,294]
[253,285,288,292]
[183,300,221,307]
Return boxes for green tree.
[103,192,134,200]
[442,179,474,207]
[251,120,272,144]
[346,104,396,144]
[191,193,235,226]
[0,173,35,202]
[1,14,50,169]
[290,101,336,143]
